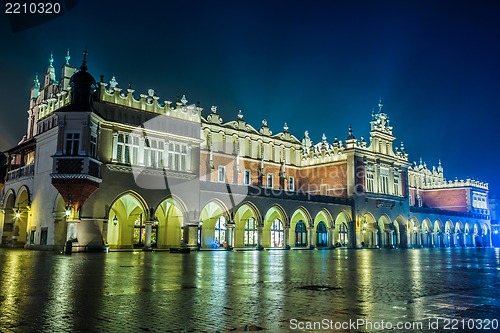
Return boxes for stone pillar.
[227,224,234,250]
[186,145,192,172]
[389,230,394,248]
[374,229,379,248]
[308,227,314,249]
[111,132,118,162]
[328,226,334,248]
[284,226,290,249]
[257,225,264,250]
[143,222,153,251]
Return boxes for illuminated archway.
[314,209,333,248]
[107,191,148,249]
[1,189,16,245]
[155,196,187,249]
[200,199,229,249]
[377,214,392,248]
[263,205,287,248]
[12,186,31,247]
[333,211,351,247]
[464,222,473,247]
[433,219,444,247]
[234,202,261,248]
[421,218,433,247]
[289,207,311,247]
[455,221,464,247]
[409,217,421,247]
[444,220,454,247]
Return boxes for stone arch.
[409,216,421,247]
[155,195,188,249]
[455,221,465,247]
[289,206,312,247]
[234,201,261,248]
[263,204,287,248]
[333,211,351,247]
[480,223,490,247]
[360,212,377,248]
[444,220,454,247]
[199,199,229,249]
[107,191,149,249]
[314,209,333,248]
[433,219,444,247]
[394,215,407,248]
[52,193,69,248]
[420,218,433,247]
[1,189,16,245]
[464,222,473,247]
[11,186,31,247]
[377,214,393,248]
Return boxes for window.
[90,134,97,158]
[218,166,225,183]
[379,167,389,194]
[267,173,273,188]
[244,170,251,185]
[214,216,226,247]
[288,177,294,191]
[366,172,375,192]
[65,133,80,155]
[338,222,348,246]
[316,221,328,247]
[40,227,48,245]
[270,219,284,248]
[393,176,400,195]
[244,217,257,247]
[417,195,423,207]
[295,221,307,247]
[409,194,413,206]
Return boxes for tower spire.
[49,52,54,67]
[378,97,383,112]
[65,48,70,65]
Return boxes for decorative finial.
[262,119,268,127]
[128,82,133,90]
[181,95,188,105]
[438,158,442,166]
[80,49,88,71]
[110,76,118,89]
[283,123,289,132]
[378,97,383,112]
[419,157,423,166]
[237,110,243,120]
[322,133,327,142]
[400,141,405,151]
[333,136,338,143]
[371,109,375,120]
[148,89,155,97]
[211,105,217,114]
[65,49,70,65]
[34,73,40,88]
[304,130,309,138]
[49,52,54,67]
[349,124,353,136]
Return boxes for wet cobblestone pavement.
[1,248,499,332]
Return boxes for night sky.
[1,0,499,196]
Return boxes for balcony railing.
[6,163,35,181]
[52,156,101,179]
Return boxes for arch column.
[308,225,315,249]
[374,229,379,248]
[257,225,264,250]
[226,224,235,250]
[143,221,153,251]
[389,230,394,248]
[328,225,334,248]
[284,226,290,249]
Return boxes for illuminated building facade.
[0,53,492,251]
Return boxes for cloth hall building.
[0,53,492,251]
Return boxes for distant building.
[489,196,499,247]
[0,52,492,251]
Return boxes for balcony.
[51,155,102,181]
[5,163,35,182]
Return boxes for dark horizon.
[1,0,499,196]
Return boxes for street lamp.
[15,210,20,218]
[113,215,118,226]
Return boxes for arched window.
[270,219,284,248]
[244,217,257,247]
[214,216,226,247]
[339,222,348,246]
[295,221,307,247]
[316,221,328,247]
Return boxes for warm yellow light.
[15,211,21,218]
[65,210,71,217]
